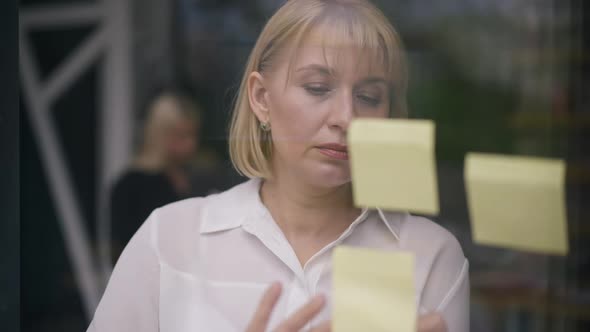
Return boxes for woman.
[90,1,468,331]
[110,92,200,262]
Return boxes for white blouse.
[88,178,469,332]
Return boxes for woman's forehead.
[286,25,390,76]
[283,45,388,81]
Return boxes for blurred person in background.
[109,91,200,263]
[90,1,466,331]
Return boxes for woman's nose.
[327,90,354,132]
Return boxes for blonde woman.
[110,92,199,262]
[90,1,468,331]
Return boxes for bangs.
[283,3,404,89]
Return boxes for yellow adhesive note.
[348,119,439,215]
[332,246,416,332]
[465,153,568,255]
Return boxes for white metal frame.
[19,0,133,320]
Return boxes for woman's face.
[166,118,198,166]
[256,34,391,188]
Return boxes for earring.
[260,121,271,132]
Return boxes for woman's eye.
[357,93,381,107]
[304,84,331,96]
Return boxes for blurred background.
[18,0,588,331]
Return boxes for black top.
[110,169,179,262]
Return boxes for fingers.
[245,282,282,332]
[275,294,325,332]
[417,313,447,332]
[309,320,331,332]
[246,283,327,332]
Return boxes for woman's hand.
[418,312,447,332]
[245,282,330,332]
[247,283,445,332]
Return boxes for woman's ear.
[247,71,271,123]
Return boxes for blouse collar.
[199,178,404,241]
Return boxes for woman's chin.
[306,165,351,189]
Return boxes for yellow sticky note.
[348,119,439,215]
[465,153,568,255]
[333,246,416,332]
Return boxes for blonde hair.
[229,0,408,179]
[134,92,201,170]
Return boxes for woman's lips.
[317,144,349,160]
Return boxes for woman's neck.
[166,166,190,196]
[134,153,190,195]
[133,150,165,171]
[259,174,361,267]
[259,174,359,238]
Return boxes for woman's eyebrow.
[294,65,391,86]
[361,77,389,85]
[295,64,333,75]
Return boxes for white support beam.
[19,0,136,317]
[97,0,135,279]
[42,27,107,105]
[20,4,103,29]
[19,26,101,320]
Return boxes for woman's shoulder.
[145,179,258,268]
[396,213,466,261]
[397,214,469,319]
[153,179,257,230]
[117,168,164,182]
[111,168,169,193]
